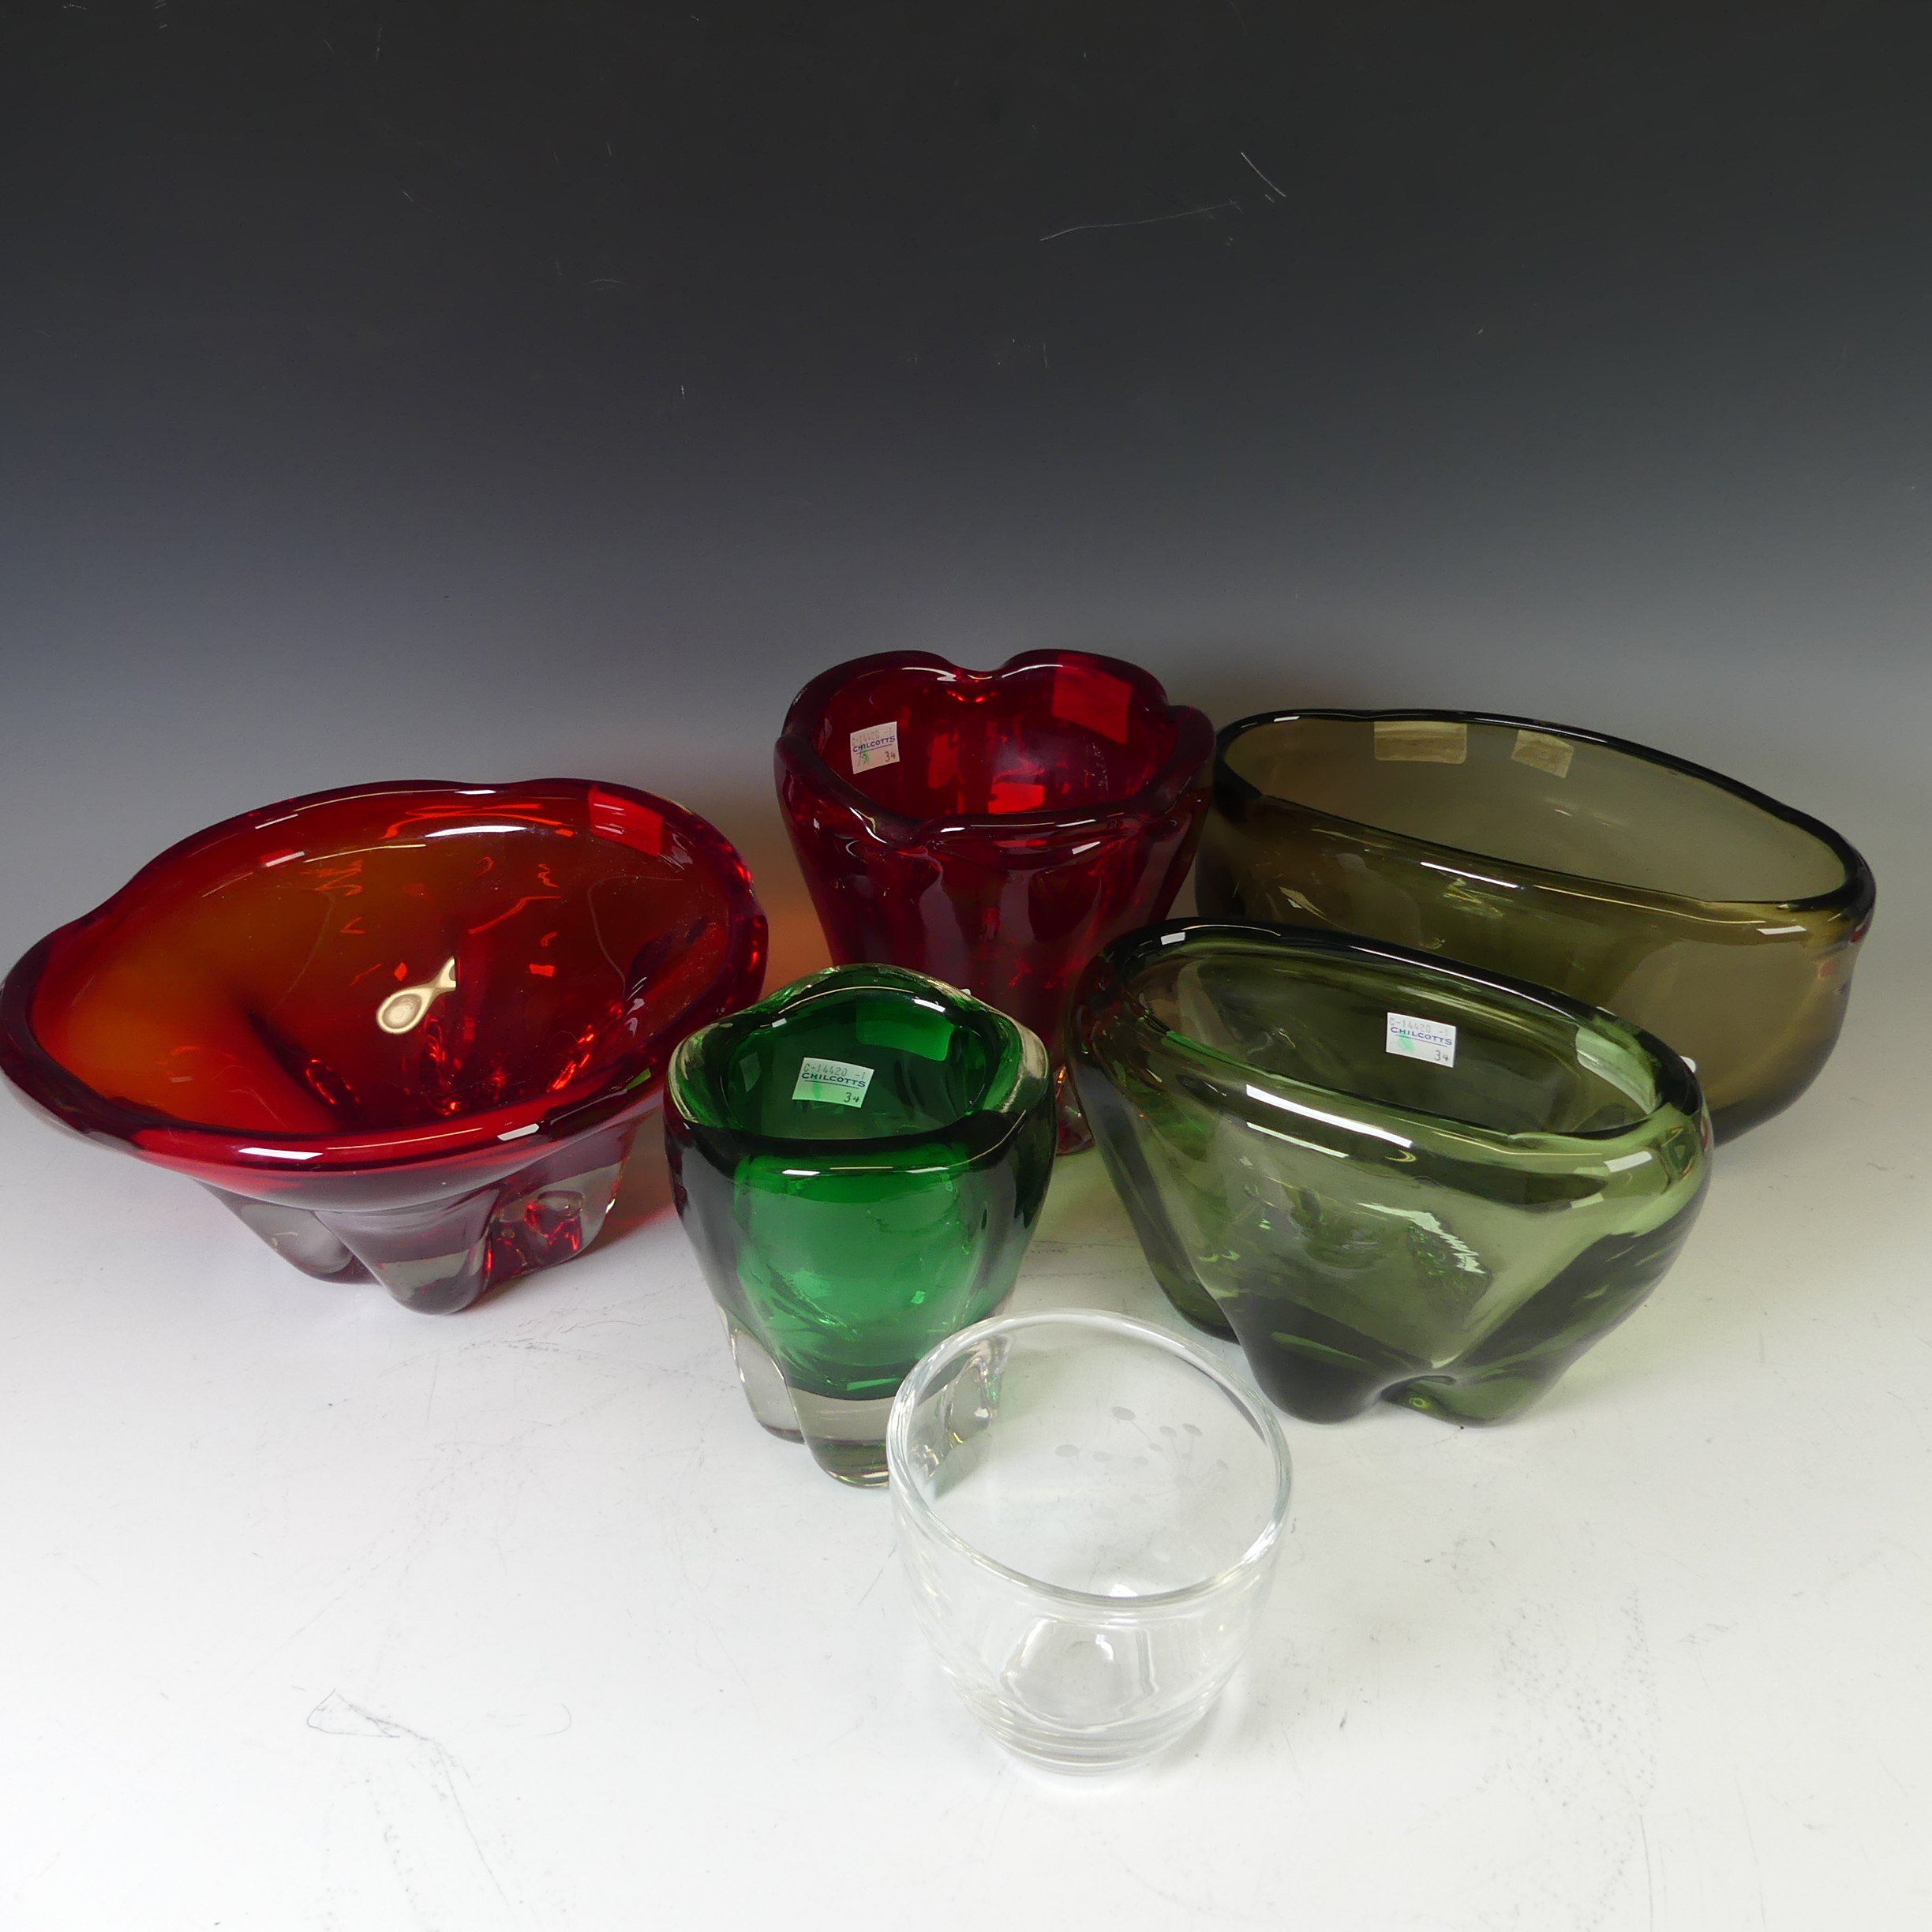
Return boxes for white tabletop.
[2,736,1926,1932]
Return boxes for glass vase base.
[956,1656,1222,1775]
[721,1320,894,1483]
[204,1142,630,1314]
[723,1319,804,1441]
[790,1390,896,1487]
[1241,1344,1560,1426]
[1210,1201,1702,1424]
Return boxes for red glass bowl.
[1,779,766,1312]
[775,650,1213,1149]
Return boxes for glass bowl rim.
[1215,706,1875,922]
[1084,917,1708,1153]
[0,776,767,1173]
[777,648,1215,843]
[886,1307,1293,1612]
[668,961,1050,1160]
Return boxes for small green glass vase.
[666,964,1056,1485]
[1070,920,1711,1425]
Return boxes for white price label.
[849,721,900,773]
[792,1057,875,1108]
[1511,728,1574,779]
[1386,1012,1457,1068]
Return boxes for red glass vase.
[1,779,766,1312]
[776,650,1213,1149]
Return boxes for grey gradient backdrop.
[2,1,1927,979]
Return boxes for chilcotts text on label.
[1385,1012,1457,1068]
[849,721,900,773]
[792,1057,876,1108]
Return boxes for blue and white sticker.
[1385,1012,1457,1068]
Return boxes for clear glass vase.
[1070,919,1711,1424]
[1197,709,1874,1141]
[666,964,1056,1485]
[888,1311,1291,1773]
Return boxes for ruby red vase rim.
[1092,916,1707,1151]
[1215,706,1876,923]
[777,648,1215,843]
[0,777,767,1175]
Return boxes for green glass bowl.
[1070,920,1711,1425]
[666,964,1056,1485]
[1196,710,1875,1142]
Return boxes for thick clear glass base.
[788,1390,896,1487]
[721,1320,893,1484]
[964,1667,1217,1775]
[204,1140,629,1312]
[722,1319,803,1441]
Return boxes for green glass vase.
[666,964,1055,1484]
[1196,710,1874,1141]
[1070,920,1711,1425]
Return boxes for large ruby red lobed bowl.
[0,779,767,1311]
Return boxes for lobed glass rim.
[1215,707,1876,923]
[777,647,1215,844]
[666,960,1051,1159]
[1091,917,1707,1152]
[886,1307,1294,1613]
[0,777,769,1174]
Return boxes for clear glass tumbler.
[886,1311,1292,1773]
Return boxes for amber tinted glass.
[1226,716,1846,901]
[1198,711,1874,1142]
